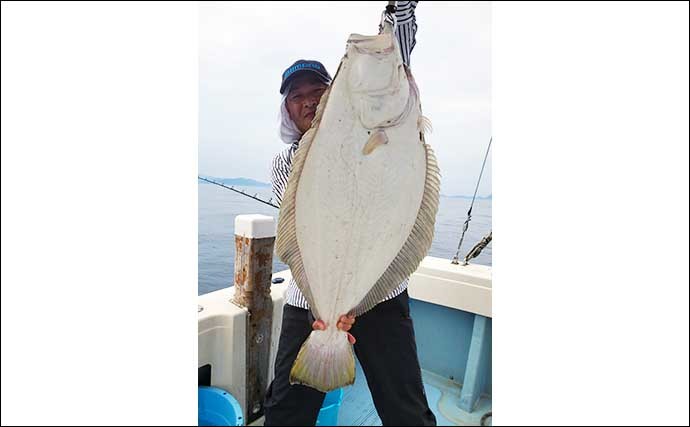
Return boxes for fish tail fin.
[289,330,355,392]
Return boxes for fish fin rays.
[275,83,335,320]
[289,330,356,392]
[418,115,433,135]
[352,142,441,316]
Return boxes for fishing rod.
[198,176,279,209]
[463,230,492,265]
[451,136,492,265]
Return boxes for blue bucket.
[316,388,344,426]
[198,386,244,426]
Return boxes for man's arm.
[383,1,419,67]
[270,149,291,207]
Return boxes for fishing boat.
[198,213,492,426]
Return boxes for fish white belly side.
[276,26,440,392]
[294,72,425,324]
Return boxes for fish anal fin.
[353,142,441,316]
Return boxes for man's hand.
[312,314,357,345]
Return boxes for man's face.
[285,76,328,134]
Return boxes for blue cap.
[280,59,332,95]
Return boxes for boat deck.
[338,358,492,426]
[203,259,493,427]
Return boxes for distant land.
[199,176,270,187]
[440,193,492,200]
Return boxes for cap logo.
[283,62,322,80]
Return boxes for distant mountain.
[200,176,270,187]
[441,193,492,200]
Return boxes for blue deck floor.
[337,358,492,426]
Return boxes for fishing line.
[198,176,279,209]
[451,136,492,265]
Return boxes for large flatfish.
[275,23,440,392]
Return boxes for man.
[264,2,435,426]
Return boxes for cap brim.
[280,69,331,95]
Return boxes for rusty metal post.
[232,214,275,424]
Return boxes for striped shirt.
[383,1,418,68]
[272,2,418,312]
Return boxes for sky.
[199,1,491,197]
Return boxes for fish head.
[345,32,415,130]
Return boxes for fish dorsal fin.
[275,82,336,321]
